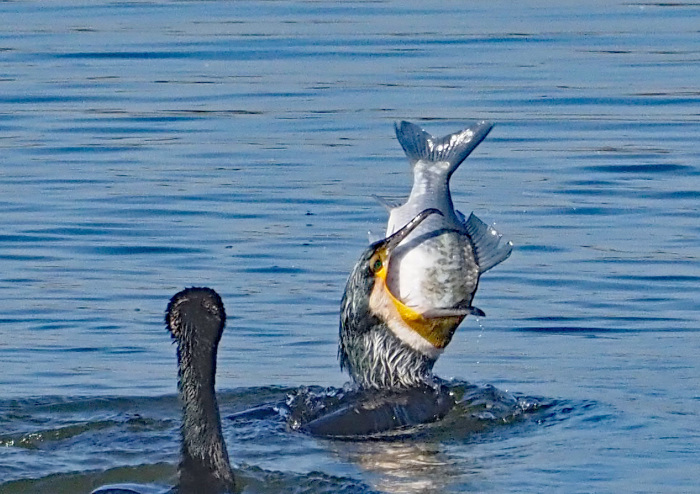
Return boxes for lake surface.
[1,1,699,492]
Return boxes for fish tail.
[394,121,493,176]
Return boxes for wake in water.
[271,379,552,440]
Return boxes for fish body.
[384,121,512,318]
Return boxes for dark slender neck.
[177,335,236,494]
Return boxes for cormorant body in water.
[92,287,236,494]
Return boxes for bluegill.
[382,121,512,324]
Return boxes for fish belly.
[389,231,479,310]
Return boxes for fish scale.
[391,229,479,311]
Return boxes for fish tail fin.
[464,213,513,273]
[394,120,493,176]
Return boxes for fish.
[380,120,513,325]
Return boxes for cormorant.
[92,287,236,494]
[295,209,462,437]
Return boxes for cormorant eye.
[373,259,383,272]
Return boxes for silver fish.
[381,120,512,320]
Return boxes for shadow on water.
[0,383,583,494]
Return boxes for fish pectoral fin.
[468,306,486,317]
[464,212,513,273]
[421,307,468,318]
[372,194,405,212]
[421,304,485,319]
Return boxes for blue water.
[1,1,699,492]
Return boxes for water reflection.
[335,440,460,494]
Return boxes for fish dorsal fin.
[367,230,382,244]
[464,213,513,273]
[394,121,494,176]
[372,194,404,212]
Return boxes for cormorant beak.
[368,208,442,284]
[382,208,443,253]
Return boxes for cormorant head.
[339,209,463,389]
[166,287,226,349]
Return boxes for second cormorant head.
[339,209,477,390]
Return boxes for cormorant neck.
[340,320,437,391]
[176,333,236,494]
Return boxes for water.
[1,0,698,492]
